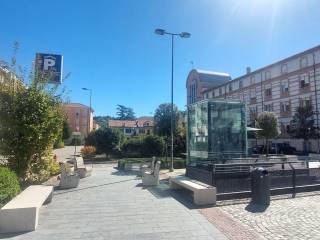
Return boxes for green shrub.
[0,167,20,207]
[121,135,166,157]
[160,158,186,169]
[54,140,65,149]
[85,128,121,156]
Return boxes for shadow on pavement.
[139,180,215,210]
[0,231,31,239]
[245,202,269,213]
[53,178,138,195]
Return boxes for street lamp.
[82,87,92,137]
[155,28,191,172]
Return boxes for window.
[139,129,145,134]
[300,97,312,107]
[219,88,222,96]
[250,88,256,103]
[229,83,232,92]
[205,93,208,99]
[265,84,272,97]
[265,71,271,80]
[300,74,310,88]
[264,103,273,112]
[300,56,308,68]
[280,101,290,112]
[280,80,289,94]
[250,76,255,85]
[212,91,215,97]
[281,64,288,74]
[125,128,132,134]
[147,129,150,135]
[239,79,243,89]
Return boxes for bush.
[81,146,96,157]
[121,135,166,157]
[54,140,65,149]
[85,128,121,156]
[0,167,20,207]
[160,158,186,169]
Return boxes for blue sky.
[1,0,320,116]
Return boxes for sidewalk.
[0,164,227,240]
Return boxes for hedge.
[0,167,20,207]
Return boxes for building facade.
[108,117,154,136]
[63,103,94,138]
[0,64,22,88]
[186,45,320,152]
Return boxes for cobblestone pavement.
[218,194,320,240]
[0,164,226,240]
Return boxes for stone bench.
[169,176,216,205]
[0,185,53,233]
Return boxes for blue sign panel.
[36,53,63,84]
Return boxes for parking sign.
[35,53,63,84]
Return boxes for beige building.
[63,103,94,138]
[0,64,22,88]
[186,45,320,152]
[108,117,154,136]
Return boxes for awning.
[247,127,262,131]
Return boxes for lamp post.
[82,88,92,137]
[155,28,191,172]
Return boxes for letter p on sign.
[43,56,56,70]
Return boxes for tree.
[85,128,121,157]
[0,42,65,182]
[62,119,72,140]
[116,105,136,120]
[154,103,179,137]
[0,84,64,180]
[256,112,279,156]
[289,104,318,153]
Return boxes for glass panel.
[188,101,209,165]
[188,100,247,166]
[208,101,247,163]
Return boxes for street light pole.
[82,88,92,137]
[155,29,191,172]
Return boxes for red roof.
[108,117,154,128]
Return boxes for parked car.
[251,143,296,155]
[270,143,296,155]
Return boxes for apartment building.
[108,117,154,136]
[0,64,22,87]
[63,103,94,138]
[186,45,320,151]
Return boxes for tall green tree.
[289,104,318,153]
[256,112,279,156]
[154,103,179,137]
[116,105,136,120]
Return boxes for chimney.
[246,67,251,74]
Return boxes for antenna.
[190,61,194,69]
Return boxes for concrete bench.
[74,156,92,178]
[169,176,216,205]
[0,185,53,233]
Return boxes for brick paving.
[218,194,320,240]
[0,164,226,240]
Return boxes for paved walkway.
[1,164,226,240]
[53,146,82,163]
[218,193,320,240]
